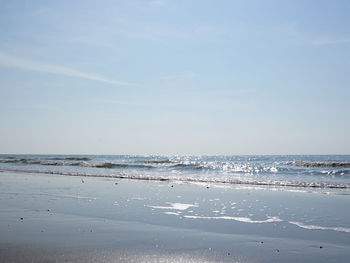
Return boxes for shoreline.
[1,167,349,190]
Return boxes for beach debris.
[208,247,212,251]
[226,252,230,256]
[275,249,280,252]
[206,186,210,189]
[259,241,264,244]
[81,178,85,183]
[171,185,174,187]
[319,246,323,249]
[115,182,118,185]
[20,217,24,221]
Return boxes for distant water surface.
[0,155,349,192]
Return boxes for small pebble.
[226,252,230,256]
[259,241,264,244]
[115,182,118,185]
[171,185,174,187]
[20,218,23,221]
[319,246,323,249]
[275,249,280,252]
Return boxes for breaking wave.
[144,160,174,164]
[0,158,206,170]
[94,163,155,169]
[51,157,91,161]
[0,158,155,169]
[171,163,204,169]
[294,161,350,168]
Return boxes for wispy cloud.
[0,52,138,87]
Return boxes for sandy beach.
[0,170,350,262]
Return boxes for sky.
[0,0,349,155]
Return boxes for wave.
[294,161,350,168]
[94,163,154,169]
[0,158,154,169]
[0,158,54,164]
[51,157,91,161]
[0,158,205,170]
[0,158,31,163]
[320,169,350,176]
[171,163,204,169]
[1,167,350,189]
[143,160,205,169]
[144,160,174,164]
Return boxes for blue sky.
[0,0,349,155]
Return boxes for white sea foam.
[289,221,350,234]
[146,202,198,211]
[184,215,282,224]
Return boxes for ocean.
[1,154,349,192]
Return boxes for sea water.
[0,155,349,192]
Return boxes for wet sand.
[1,171,350,262]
